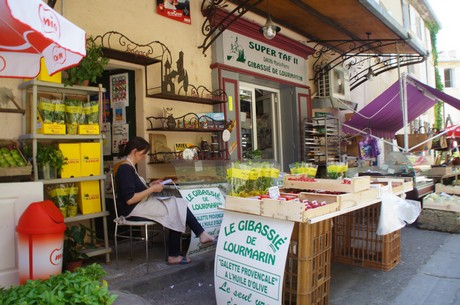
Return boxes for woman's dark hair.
[118,137,150,157]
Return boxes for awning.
[343,74,460,139]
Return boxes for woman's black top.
[115,163,147,217]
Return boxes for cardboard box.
[78,124,100,135]
[78,181,101,214]
[80,142,101,176]
[37,122,66,135]
[59,143,81,178]
[36,57,62,83]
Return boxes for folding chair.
[111,173,166,272]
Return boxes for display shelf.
[146,127,226,132]
[302,117,340,166]
[20,134,102,140]
[20,80,111,263]
[38,175,105,185]
[64,211,110,223]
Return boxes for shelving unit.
[302,117,340,166]
[146,96,229,164]
[19,80,111,263]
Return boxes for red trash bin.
[16,200,66,284]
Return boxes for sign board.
[215,211,294,305]
[179,188,224,256]
[222,30,307,86]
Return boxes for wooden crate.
[283,176,370,193]
[261,198,338,222]
[371,177,413,194]
[423,196,460,212]
[422,166,454,177]
[332,203,401,271]
[224,196,261,216]
[283,220,332,305]
[0,140,32,177]
[435,183,460,195]
[299,188,378,210]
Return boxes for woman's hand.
[149,179,162,186]
[148,183,164,193]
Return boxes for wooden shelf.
[147,93,226,105]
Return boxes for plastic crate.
[332,203,401,271]
[283,220,332,305]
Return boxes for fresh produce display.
[302,199,327,210]
[83,100,99,124]
[257,193,328,211]
[38,97,55,123]
[227,161,280,197]
[0,145,27,168]
[289,162,318,177]
[65,99,84,134]
[326,161,348,179]
[286,175,317,182]
[48,183,79,217]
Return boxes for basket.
[283,220,332,305]
[331,203,401,271]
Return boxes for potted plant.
[63,36,109,86]
[63,224,95,272]
[36,144,66,179]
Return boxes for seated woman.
[115,136,216,265]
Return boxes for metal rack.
[19,80,111,263]
[302,116,340,166]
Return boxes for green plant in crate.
[0,264,118,304]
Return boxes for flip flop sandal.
[198,236,218,249]
[166,257,191,265]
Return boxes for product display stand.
[19,80,111,263]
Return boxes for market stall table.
[217,176,414,305]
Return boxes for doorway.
[239,83,281,163]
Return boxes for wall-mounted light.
[365,33,375,81]
[259,1,280,40]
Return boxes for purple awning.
[343,74,460,138]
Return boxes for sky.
[427,0,460,52]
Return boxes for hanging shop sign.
[156,0,191,24]
[222,30,307,86]
[215,211,294,305]
[180,187,224,256]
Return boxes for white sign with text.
[180,188,224,256]
[215,211,294,305]
[222,30,307,86]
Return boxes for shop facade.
[0,0,444,289]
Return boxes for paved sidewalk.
[100,225,460,305]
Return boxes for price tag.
[195,161,203,172]
[268,186,280,199]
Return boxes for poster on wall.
[112,101,126,124]
[179,188,224,257]
[112,123,129,153]
[156,0,191,24]
[110,73,129,106]
[215,211,294,305]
